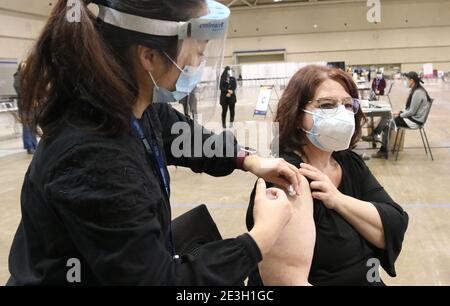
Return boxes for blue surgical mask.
[149,53,205,103]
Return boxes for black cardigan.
[247,150,409,286]
[220,76,237,106]
[7,103,261,286]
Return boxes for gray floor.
[0,80,449,285]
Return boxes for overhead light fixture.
[273,0,283,2]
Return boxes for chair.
[392,100,434,161]
[377,82,394,107]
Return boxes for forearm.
[399,108,414,118]
[167,125,240,175]
[335,195,386,249]
[400,97,421,118]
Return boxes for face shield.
[96,0,230,122]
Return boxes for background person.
[372,72,387,96]
[13,62,37,155]
[220,66,237,128]
[372,71,432,158]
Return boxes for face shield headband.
[95,0,230,118]
[95,0,230,41]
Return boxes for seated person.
[371,71,432,158]
[247,65,409,286]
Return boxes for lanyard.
[131,117,176,256]
[131,117,171,198]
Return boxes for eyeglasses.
[308,97,360,114]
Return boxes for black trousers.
[221,103,235,126]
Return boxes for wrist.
[249,226,275,257]
[237,147,258,171]
[242,155,258,172]
[333,193,348,212]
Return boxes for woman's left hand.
[243,155,303,195]
[298,163,344,209]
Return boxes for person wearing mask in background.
[188,86,199,120]
[179,88,198,120]
[179,96,190,117]
[371,72,387,97]
[246,65,408,286]
[372,71,432,158]
[7,0,306,286]
[220,66,237,128]
[238,73,243,87]
[13,62,37,155]
[346,66,353,76]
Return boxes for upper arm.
[155,103,239,176]
[401,91,424,117]
[230,78,237,91]
[409,91,425,112]
[220,77,228,91]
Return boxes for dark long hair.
[20,0,205,139]
[274,65,366,154]
[405,80,432,110]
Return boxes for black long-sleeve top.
[220,76,237,105]
[246,150,409,286]
[7,103,262,286]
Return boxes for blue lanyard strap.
[131,117,176,256]
[131,118,171,198]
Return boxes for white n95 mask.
[302,105,355,152]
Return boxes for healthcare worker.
[7,0,303,285]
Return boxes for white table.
[357,84,372,100]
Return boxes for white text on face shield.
[199,22,225,30]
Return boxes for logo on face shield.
[200,22,225,29]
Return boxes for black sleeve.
[380,79,387,91]
[348,151,409,277]
[246,181,276,232]
[219,76,228,93]
[44,141,261,285]
[154,103,240,177]
[230,77,237,91]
